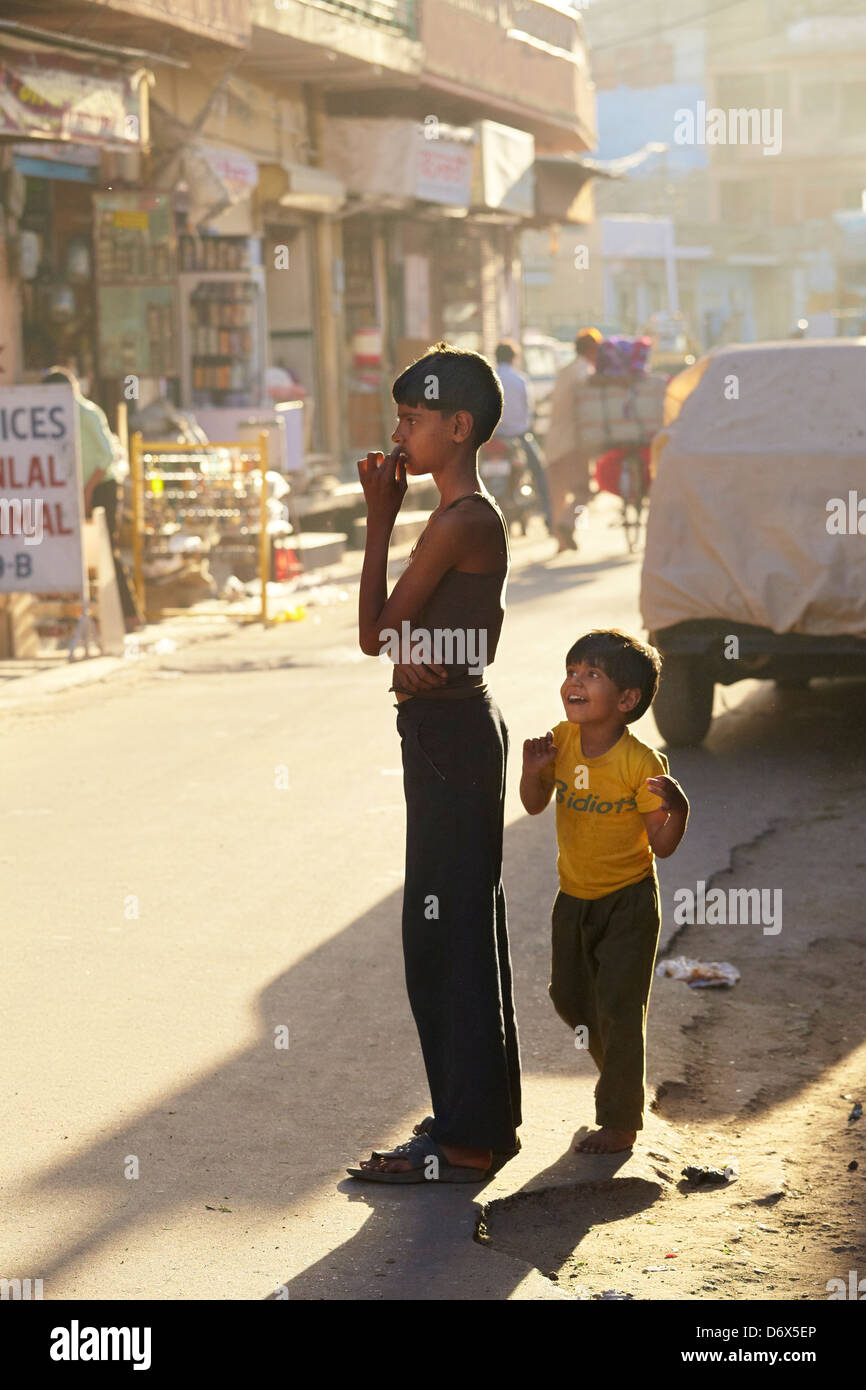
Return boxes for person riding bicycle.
[545,328,601,551]
[492,340,553,534]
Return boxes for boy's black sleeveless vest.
[390,493,510,700]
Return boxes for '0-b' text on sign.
[0,386,85,595]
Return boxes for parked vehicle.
[478,435,540,535]
[643,311,699,378]
[641,341,866,746]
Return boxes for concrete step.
[294,476,438,545]
[350,509,428,549]
[290,531,349,570]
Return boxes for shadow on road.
[13,674,866,1298]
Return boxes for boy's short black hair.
[565,629,662,723]
[392,340,503,447]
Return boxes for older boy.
[349,342,521,1183]
[520,629,689,1153]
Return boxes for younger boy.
[520,629,689,1153]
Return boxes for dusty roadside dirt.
[479,791,866,1300]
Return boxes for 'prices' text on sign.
[0,386,85,595]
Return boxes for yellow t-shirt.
[540,721,669,901]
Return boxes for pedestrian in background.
[545,327,601,551]
[493,339,553,534]
[43,367,142,631]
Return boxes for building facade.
[0,0,597,471]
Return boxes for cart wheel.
[652,655,714,746]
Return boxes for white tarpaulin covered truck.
[640,341,866,745]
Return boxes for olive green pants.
[549,875,660,1131]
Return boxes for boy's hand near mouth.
[357,446,409,527]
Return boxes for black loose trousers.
[395,691,522,1153]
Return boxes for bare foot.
[575,1127,636,1154]
[358,1142,492,1174]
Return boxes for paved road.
[1,503,862,1300]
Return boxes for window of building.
[719,179,771,225]
[715,73,768,110]
[840,82,866,130]
[800,79,837,122]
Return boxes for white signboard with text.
[0,386,85,595]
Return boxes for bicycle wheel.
[619,450,644,552]
[622,498,642,552]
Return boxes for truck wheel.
[653,655,714,746]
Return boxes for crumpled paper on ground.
[656,955,740,988]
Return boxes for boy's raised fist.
[523,731,558,771]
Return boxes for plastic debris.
[272,606,306,623]
[222,575,247,600]
[656,956,740,988]
[682,1162,738,1185]
[848,1101,862,1122]
[596,1290,634,1300]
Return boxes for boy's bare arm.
[520,732,558,815]
[642,774,689,858]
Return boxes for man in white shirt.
[545,328,600,551]
[493,341,553,533]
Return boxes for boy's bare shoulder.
[431,495,503,529]
[429,495,506,553]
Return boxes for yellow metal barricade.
[131,432,273,624]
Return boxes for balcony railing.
[277,0,417,37]
[422,0,595,145]
[96,0,252,44]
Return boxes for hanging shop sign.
[322,118,474,208]
[0,385,85,595]
[161,142,260,231]
[471,121,535,217]
[0,48,142,148]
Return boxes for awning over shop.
[258,162,345,215]
[532,152,619,224]
[0,39,146,150]
[12,140,101,182]
[471,121,534,218]
[322,117,475,210]
[156,140,259,233]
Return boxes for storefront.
[0,37,148,392]
[257,160,346,462]
[322,114,534,454]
